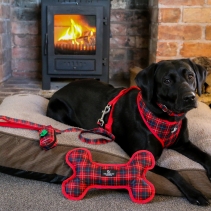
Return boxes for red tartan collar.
[156,103,185,117]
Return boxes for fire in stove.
[54,15,96,55]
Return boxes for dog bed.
[0,94,211,198]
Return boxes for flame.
[54,15,96,53]
[58,19,82,41]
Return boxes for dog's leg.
[151,165,209,206]
[173,141,211,182]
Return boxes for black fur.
[47,59,211,206]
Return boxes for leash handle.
[0,116,43,131]
[0,115,58,150]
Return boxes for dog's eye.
[188,74,194,80]
[164,79,171,85]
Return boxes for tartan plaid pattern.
[62,148,155,204]
[0,115,44,130]
[0,115,59,150]
[137,92,182,148]
[0,115,114,150]
[55,126,115,145]
[157,103,184,117]
[39,125,57,151]
[78,128,115,144]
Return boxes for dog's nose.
[182,92,195,102]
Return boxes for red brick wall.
[10,0,41,78]
[0,0,11,83]
[149,0,211,63]
[110,1,150,79]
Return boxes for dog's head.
[135,59,207,113]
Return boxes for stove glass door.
[54,15,96,55]
[47,5,103,75]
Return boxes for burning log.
[55,31,96,55]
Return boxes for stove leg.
[99,74,109,83]
[42,76,51,90]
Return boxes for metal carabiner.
[97,105,111,127]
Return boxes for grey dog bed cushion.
[0,94,211,198]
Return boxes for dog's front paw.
[186,190,210,206]
[204,159,211,181]
[207,170,211,182]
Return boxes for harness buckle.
[161,105,168,112]
[97,105,111,127]
[171,127,178,133]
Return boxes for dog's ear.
[182,59,207,96]
[135,63,157,102]
[194,63,207,95]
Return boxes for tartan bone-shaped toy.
[62,148,155,204]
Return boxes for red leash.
[0,116,114,150]
[0,87,138,150]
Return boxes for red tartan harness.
[137,90,183,148]
[98,86,183,148]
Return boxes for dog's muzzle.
[182,91,196,102]
[180,91,197,111]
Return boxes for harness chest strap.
[102,86,140,133]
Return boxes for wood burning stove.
[41,0,110,90]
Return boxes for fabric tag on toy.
[101,169,117,177]
[62,148,155,204]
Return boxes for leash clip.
[97,105,111,127]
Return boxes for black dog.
[47,59,211,206]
